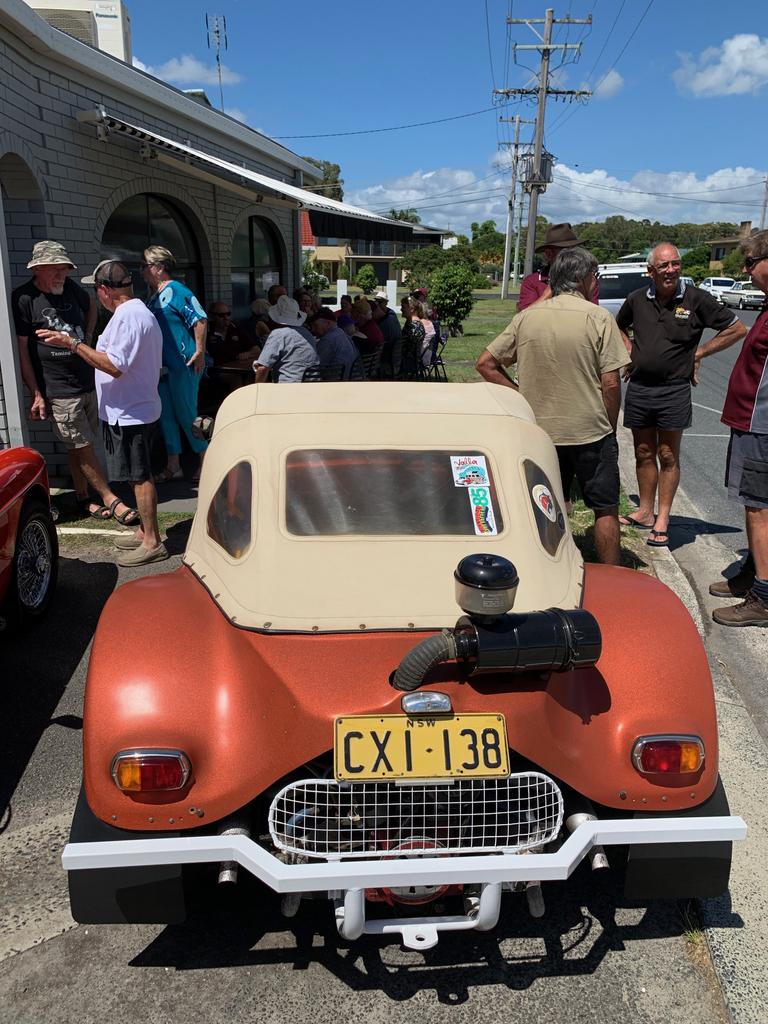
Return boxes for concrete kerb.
[617,422,767,1024]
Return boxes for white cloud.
[592,69,624,99]
[347,162,765,236]
[132,53,242,86]
[226,107,248,124]
[673,34,768,96]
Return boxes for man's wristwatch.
[70,337,81,353]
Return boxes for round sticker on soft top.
[532,483,557,523]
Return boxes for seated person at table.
[253,295,319,383]
[307,308,360,379]
[239,298,270,348]
[352,298,383,356]
[206,302,250,365]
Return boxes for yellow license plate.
[334,714,509,781]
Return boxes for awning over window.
[77,110,412,242]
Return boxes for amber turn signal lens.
[632,736,704,775]
[111,750,191,791]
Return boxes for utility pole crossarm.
[513,43,582,50]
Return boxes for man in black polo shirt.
[616,243,746,547]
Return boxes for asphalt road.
[0,538,728,1023]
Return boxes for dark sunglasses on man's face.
[744,255,768,271]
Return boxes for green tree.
[470,219,506,264]
[680,244,711,284]
[400,244,479,289]
[722,248,747,278]
[428,263,475,334]
[336,261,350,281]
[387,207,421,223]
[302,157,344,200]
[355,263,378,294]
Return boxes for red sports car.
[0,446,58,632]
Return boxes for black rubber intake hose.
[392,630,459,692]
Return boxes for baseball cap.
[81,259,133,287]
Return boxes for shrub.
[428,263,476,334]
[355,264,378,294]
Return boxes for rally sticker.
[532,483,557,523]
[450,455,489,487]
[467,486,498,535]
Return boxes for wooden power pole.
[494,8,592,275]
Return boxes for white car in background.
[699,277,735,303]
[720,281,764,310]
[596,263,649,318]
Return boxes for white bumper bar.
[63,815,745,890]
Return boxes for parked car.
[0,446,58,632]
[596,263,649,317]
[720,280,764,310]
[63,383,745,949]
[699,277,735,303]
[680,275,696,289]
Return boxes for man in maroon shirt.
[710,230,768,627]
[518,223,598,311]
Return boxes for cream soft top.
[185,382,584,632]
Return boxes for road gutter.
[617,423,767,1024]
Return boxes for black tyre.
[2,499,58,630]
[739,298,745,310]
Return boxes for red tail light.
[111,749,191,792]
[632,736,704,775]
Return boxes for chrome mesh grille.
[268,773,563,860]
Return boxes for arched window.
[231,216,284,320]
[101,194,203,302]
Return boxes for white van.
[596,263,650,318]
[700,277,735,303]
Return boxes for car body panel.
[0,447,51,604]
[700,277,735,302]
[596,264,650,319]
[82,560,719,831]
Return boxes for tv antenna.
[206,14,228,112]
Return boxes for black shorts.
[556,433,620,511]
[623,380,692,431]
[725,429,768,509]
[103,420,157,483]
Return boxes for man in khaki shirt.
[476,247,629,564]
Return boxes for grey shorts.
[50,392,99,449]
[725,430,768,509]
[102,420,158,483]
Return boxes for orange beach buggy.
[63,383,745,949]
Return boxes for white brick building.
[0,0,406,481]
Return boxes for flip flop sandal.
[618,513,655,530]
[77,499,111,520]
[154,468,184,483]
[109,498,140,526]
[646,529,669,548]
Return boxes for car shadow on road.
[129,868,711,1001]
[0,555,118,830]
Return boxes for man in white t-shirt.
[37,260,167,566]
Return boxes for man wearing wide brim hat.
[253,295,320,383]
[11,241,138,524]
[518,223,596,311]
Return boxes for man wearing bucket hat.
[12,241,137,523]
[37,259,167,565]
[518,223,595,311]
[252,295,319,383]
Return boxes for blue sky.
[130,0,767,234]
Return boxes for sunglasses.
[744,255,768,271]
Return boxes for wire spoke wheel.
[16,514,54,611]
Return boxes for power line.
[548,0,655,138]
[273,105,503,140]
[484,0,497,91]
[551,173,767,204]
[371,171,505,213]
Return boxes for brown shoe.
[117,543,169,567]
[113,532,143,550]
[713,589,768,627]
[708,569,757,598]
